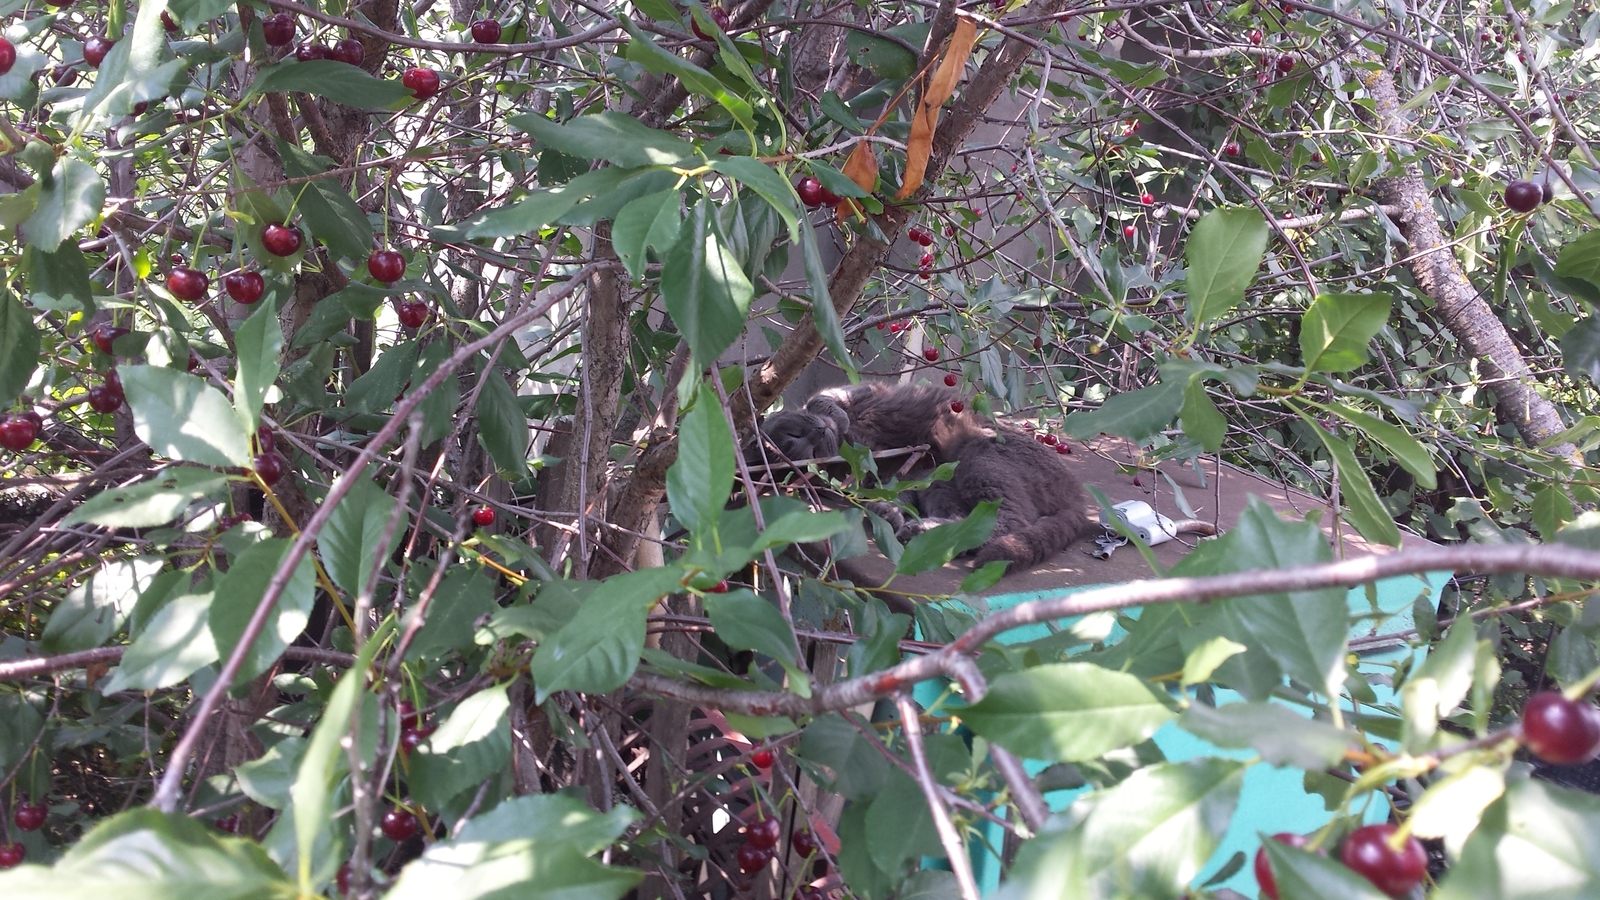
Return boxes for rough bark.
[1362,49,1576,459]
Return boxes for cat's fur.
[750,383,1095,573]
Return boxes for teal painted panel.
[912,570,1449,896]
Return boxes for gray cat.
[750,382,1094,573]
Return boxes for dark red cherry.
[82,35,115,68]
[1223,141,1241,157]
[0,37,16,76]
[332,38,364,65]
[817,183,841,206]
[0,842,24,868]
[402,66,440,100]
[92,323,130,354]
[470,19,502,43]
[1275,54,1295,73]
[735,841,770,873]
[1521,691,1600,765]
[792,829,818,858]
[745,816,780,849]
[13,801,46,832]
[88,384,122,413]
[294,42,328,61]
[691,6,729,39]
[943,373,958,387]
[379,808,419,841]
[0,416,38,451]
[923,347,939,362]
[1505,179,1543,213]
[256,424,275,453]
[367,249,405,283]
[750,748,773,767]
[1541,180,1555,203]
[397,699,423,730]
[1253,832,1310,900]
[254,452,286,486]
[224,271,265,304]
[950,400,964,413]
[262,13,296,46]
[472,506,496,526]
[161,11,179,32]
[166,266,209,301]
[397,300,429,329]
[796,176,823,208]
[1339,824,1428,899]
[261,222,303,256]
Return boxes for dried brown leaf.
[895,16,979,200]
[836,140,879,222]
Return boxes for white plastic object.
[1099,500,1177,545]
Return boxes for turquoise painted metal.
[914,569,1449,896]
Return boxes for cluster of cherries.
[1256,690,1600,898]
[0,798,48,866]
[254,425,288,487]
[906,224,937,279]
[167,239,429,329]
[1032,428,1072,455]
[396,698,437,757]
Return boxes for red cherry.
[1541,181,1555,203]
[187,351,202,372]
[261,222,303,257]
[1276,54,1296,74]
[1123,224,1137,238]
[397,300,430,329]
[106,368,122,392]
[750,748,774,767]
[1043,433,1058,445]
[400,728,428,755]
[214,814,241,834]
[92,323,130,354]
[796,176,823,208]
[918,269,931,280]
[1339,824,1427,898]
[161,11,179,32]
[944,373,958,387]
[1254,832,1310,900]
[254,452,287,486]
[295,42,328,61]
[262,13,296,46]
[950,400,964,413]
[923,347,939,362]
[0,416,37,451]
[746,816,780,849]
[336,862,352,895]
[1504,180,1543,213]
[816,183,841,206]
[397,699,424,730]
[470,19,502,43]
[83,36,115,68]
[13,801,46,832]
[402,66,441,100]
[1521,691,1600,764]
[0,38,15,76]
[1140,192,1154,205]
[1055,442,1070,454]
[920,252,934,267]
[368,249,405,283]
[692,6,730,39]
[167,267,209,301]
[0,842,24,868]
[1223,141,1241,157]
[473,506,496,526]
[735,842,771,873]
[88,384,124,413]
[888,322,902,334]
[875,321,886,330]
[1248,28,1263,44]
[332,38,365,65]
[379,808,420,841]
[256,425,275,453]
[792,829,818,858]
[224,271,265,304]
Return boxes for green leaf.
[275,140,375,262]
[344,340,419,414]
[1406,765,1505,851]
[75,1,186,122]
[1178,702,1350,769]
[961,662,1174,763]
[454,794,635,853]
[1554,230,1600,291]
[796,714,890,800]
[865,770,945,872]
[662,197,754,367]
[209,538,316,682]
[40,557,163,653]
[1180,636,1247,687]
[798,216,854,379]
[1308,400,1436,489]
[22,242,96,311]
[406,687,511,810]
[896,500,1000,575]
[320,478,399,599]
[101,592,218,693]
[1435,778,1600,900]
[510,109,696,169]
[1210,498,1349,698]
[386,836,640,900]
[232,298,283,434]
[621,21,755,132]
[290,619,392,890]
[406,341,460,446]
[707,156,802,239]
[0,288,39,403]
[611,189,682,281]
[1301,414,1402,548]
[1062,380,1185,443]
[705,588,800,674]
[23,157,104,250]
[1265,840,1392,900]
[234,737,305,810]
[1180,376,1225,452]
[529,566,685,703]
[0,807,294,899]
[1184,207,1268,325]
[1562,318,1600,387]
[63,468,230,529]
[475,367,529,477]
[247,58,414,110]
[405,567,496,660]
[1005,759,1246,900]
[120,365,252,468]
[751,509,850,552]
[460,168,634,240]
[1299,292,1393,373]
[630,0,680,21]
[845,26,918,78]
[665,383,736,544]
[290,283,388,348]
